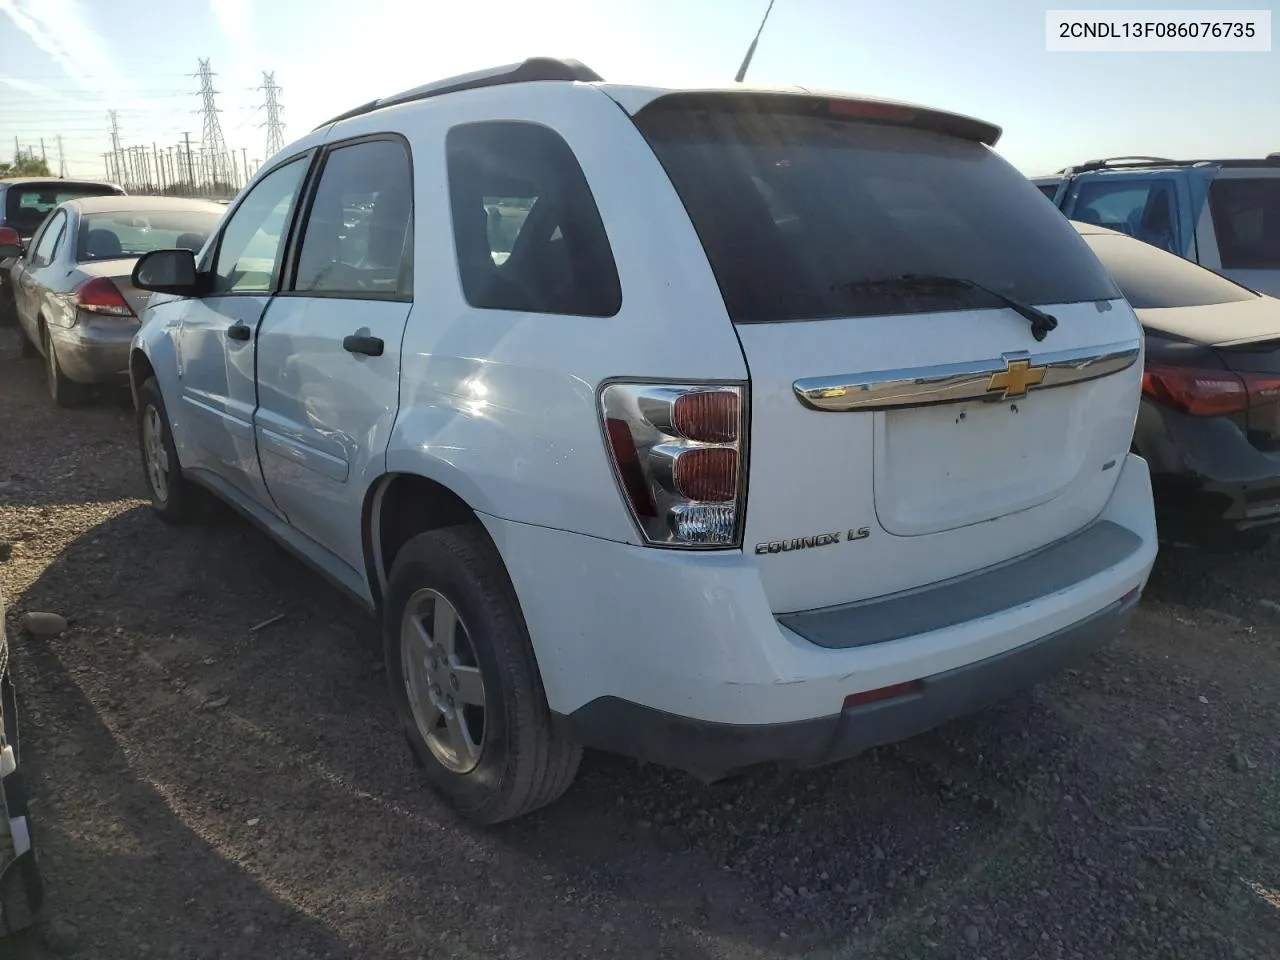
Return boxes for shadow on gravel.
[6,402,1278,958]
[6,595,359,960]
[8,500,1159,960]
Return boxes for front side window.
[1210,177,1280,270]
[1073,179,1178,252]
[30,210,67,266]
[635,98,1118,323]
[1082,231,1258,309]
[293,138,413,298]
[445,121,621,317]
[212,157,309,294]
[77,208,222,262]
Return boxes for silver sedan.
[2,196,224,407]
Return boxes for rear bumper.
[1135,399,1280,534]
[49,318,135,383]
[487,454,1157,778]
[563,590,1139,780]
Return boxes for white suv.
[128,58,1158,824]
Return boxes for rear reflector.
[843,681,923,710]
[75,276,134,318]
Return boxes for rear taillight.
[600,383,746,548]
[75,276,134,317]
[1142,364,1280,418]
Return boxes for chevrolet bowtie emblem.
[986,357,1045,400]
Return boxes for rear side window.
[1036,183,1060,200]
[635,102,1118,323]
[1073,179,1178,252]
[30,210,67,266]
[1081,231,1258,309]
[445,121,621,317]
[5,183,122,237]
[1210,178,1280,269]
[293,138,414,299]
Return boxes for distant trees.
[0,156,52,177]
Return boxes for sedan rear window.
[1209,178,1280,270]
[634,100,1119,323]
[4,183,123,237]
[77,209,222,262]
[1080,231,1258,309]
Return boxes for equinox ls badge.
[755,527,870,555]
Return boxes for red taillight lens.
[0,226,20,248]
[75,276,134,318]
[1141,365,1246,417]
[672,390,739,443]
[604,418,657,518]
[600,383,747,548]
[673,447,738,502]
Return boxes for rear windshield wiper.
[835,274,1059,341]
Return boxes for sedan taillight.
[600,383,746,548]
[75,276,134,318]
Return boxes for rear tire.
[384,526,581,824]
[43,329,91,408]
[136,377,209,524]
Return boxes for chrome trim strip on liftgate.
[793,339,1141,412]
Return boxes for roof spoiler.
[632,90,1002,146]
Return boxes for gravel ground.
[1,332,1278,960]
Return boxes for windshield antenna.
[734,0,777,83]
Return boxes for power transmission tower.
[108,111,123,184]
[56,135,67,177]
[195,58,233,190]
[260,71,286,159]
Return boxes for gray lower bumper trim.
[779,520,1142,649]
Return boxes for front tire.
[385,526,581,824]
[136,377,209,524]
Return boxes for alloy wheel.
[400,588,487,774]
[141,405,169,502]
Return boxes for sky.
[0,0,1276,180]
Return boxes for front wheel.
[385,526,581,824]
[136,377,209,524]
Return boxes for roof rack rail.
[1066,154,1280,174]
[314,57,603,131]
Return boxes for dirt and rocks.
[0,339,1277,960]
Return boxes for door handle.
[226,322,251,341]
[342,334,384,357]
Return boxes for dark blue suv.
[1035,156,1280,297]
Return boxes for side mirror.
[132,248,199,296]
[0,226,22,261]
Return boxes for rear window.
[5,183,123,237]
[77,209,221,262]
[1209,177,1280,270]
[1080,231,1258,309]
[634,102,1119,323]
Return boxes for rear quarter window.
[445,121,621,317]
[633,102,1118,323]
[1210,177,1280,270]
